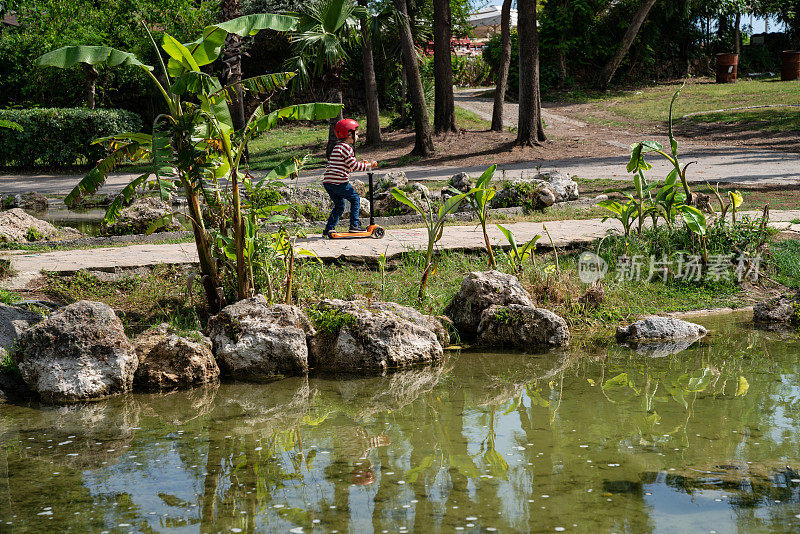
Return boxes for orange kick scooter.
[328,171,385,239]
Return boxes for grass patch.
[42,266,206,336]
[681,107,800,132]
[247,113,395,172]
[549,78,800,131]
[454,107,491,130]
[770,239,800,288]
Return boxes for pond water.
[1,313,800,533]
[30,205,108,236]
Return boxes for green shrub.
[0,108,143,168]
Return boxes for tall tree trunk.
[597,0,658,89]
[491,0,512,131]
[400,66,407,122]
[515,0,546,146]
[433,0,457,134]
[221,0,245,131]
[734,10,741,55]
[358,0,381,146]
[554,0,569,88]
[325,75,345,160]
[393,0,434,156]
[83,64,98,109]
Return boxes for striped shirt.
[322,142,369,184]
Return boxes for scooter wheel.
[372,227,385,239]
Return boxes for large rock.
[0,208,62,242]
[374,189,420,216]
[105,197,181,235]
[16,301,137,403]
[477,304,569,349]
[753,291,800,325]
[0,303,43,358]
[491,179,555,211]
[540,171,579,202]
[133,324,219,390]
[444,270,534,338]
[451,172,472,193]
[377,171,408,192]
[309,299,443,373]
[207,296,314,380]
[616,316,707,342]
[358,300,450,347]
[281,185,370,221]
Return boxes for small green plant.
[466,164,497,268]
[25,227,44,242]
[0,288,22,305]
[308,308,357,335]
[0,349,20,378]
[597,195,639,237]
[496,224,540,274]
[493,306,523,325]
[391,186,472,302]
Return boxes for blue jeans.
[323,182,361,233]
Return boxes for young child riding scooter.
[322,119,378,238]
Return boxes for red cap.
[334,118,359,139]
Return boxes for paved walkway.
[4,210,799,290]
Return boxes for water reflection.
[2,313,800,532]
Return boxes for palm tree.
[515,0,545,146]
[287,0,365,158]
[358,0,382,146]
[490,0,513,131]
[393,0,434,156]
[433,0,457,134]
[220,0,246,131]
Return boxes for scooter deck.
[329,230,372,239]
[328,224,385,239]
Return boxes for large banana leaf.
[264,155,306,181]
[199,77,234,133]
[678,205,707,236]
[37,46,152,70]
[171,71,217,96]
[65,143,146,207]
[162,33,200,75]
[167,14,298,76]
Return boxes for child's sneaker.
[322,230,333,239]
[349,222,365,232]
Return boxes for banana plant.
[678,204,709,263]
[391,187,472,302]
[36,14,341,311]
[598,194,640,237]
[496,224,541,274]
[466,164,498,268]
[652,171,685,229]
[627,82,695,202]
